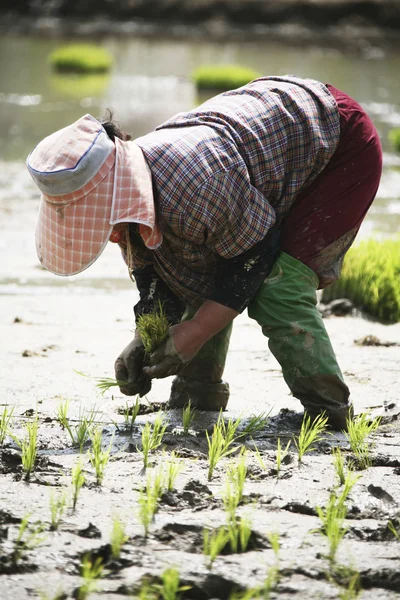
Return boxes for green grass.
[49,44,113,74]
[389,128,400,152]
[192,65,260,91]
[322,237,400,323]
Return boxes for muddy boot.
[168,308,232,411]
[248,252,352,430]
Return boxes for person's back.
[136,75,341,219]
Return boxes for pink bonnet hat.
[26,114,162,276]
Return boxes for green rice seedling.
[217,411,243,447]
[227,517,253,553]
[387,520,400,540]
[152,567,191,600]
[203,526,229,569]
[345,412,381,469]
[332,447,347,485]
[315,475,358,565]
[110,516,129,560]
[71,457,86,511]
[229,588,262,600]
[389,128,400,152]
[88,427,112,486]
[263,564,280,600]
[49,44,113,74]
[12,415,39,479]
[322,237,400,323]
[49,490,68,531]
[0,404,14,445]
[222,478,240,523]
[266,531,280,559]
[206,416,241,481]
[182,400,196,435]
[136,302,170,355]
[57,401,98,452]
[139,413,168,469]
[95,376,126,396]
[137,470,164,537]
[294,413,329,462]
[337,571,362,600]
[163,451,184,492]
[252,440,268,471]
[239,412,270,439]
[275,438,291,478]
[192,64,261,91]
[123,397,141,432]
[227,452,247,504]
[12,514,46,563]
[77,553,104,600]
[56,398,70,430]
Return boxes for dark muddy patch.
[348,519,400,542]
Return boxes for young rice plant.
[294,413,329,462]
[139,413,168,469]
[49,490,68,531]
[71,457,86,511]
[12,415,39,479]
[0,405,14,445]
[345,412,381,469]
[110,516,129,560]
[88,427,112,485]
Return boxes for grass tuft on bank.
[192,64,260,91]
[322,237,400,323]
[49,44,113,74]
[389,128,400,152]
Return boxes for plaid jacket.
[133,75,341,309]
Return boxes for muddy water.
[1,31,400,600]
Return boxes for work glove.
[143,331,190,379]
[114,335,152,396]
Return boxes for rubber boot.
[168,307,232,411]
[248,252,352,430]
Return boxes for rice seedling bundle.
[322,237,400,323]
[389,128,400,152]
[136,303,170,355]
[192,65,261,91]
[49,44,113,74]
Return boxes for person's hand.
[114,335,152,396]
[143,320,205,379]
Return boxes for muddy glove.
[143,332,190,379]
[114,335,152,396]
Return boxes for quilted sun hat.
[26,114,161,276]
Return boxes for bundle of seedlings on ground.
[12,514,46,564]
[49,44,113,74]
[56,400,99,452]
[137,469,164,537]
[345,412,381,469]
[192,64,260,91]
[389,128,400,152]
[294,412,329,462]
[139,412,168,469]
[136,302,170,354]
[0,404,14,445]
[322,237,400,323]
[77,553,104,600]
[11,415,39,479]
[110,516,129,560]
[88,427,112,485]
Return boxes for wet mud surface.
[1,168,400,598]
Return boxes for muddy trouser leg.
[168,306,232,410]
[247,252,352,430]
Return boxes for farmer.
[26,75,382,430]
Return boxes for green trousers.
[169,252,351,428]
